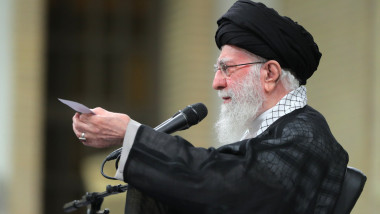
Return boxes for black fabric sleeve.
[123,125,291,213]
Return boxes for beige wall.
[282,0,378,213]
[160,0,218,147]
[372,0,380,211]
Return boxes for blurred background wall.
[0,0,378,213]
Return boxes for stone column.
[7,0,45,213]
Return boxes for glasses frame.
[214,61,266,77]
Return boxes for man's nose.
[212,70,227,90]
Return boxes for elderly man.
[72,1,348,213]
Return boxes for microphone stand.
[63,184,128,214]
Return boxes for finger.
[79,113,92,122]
[72,114,82,136]
[72,112,80,122]
[73,123,90,141]
[74,126,92,144]
[91,107,106,115]
[72,122,82,137]
[73,114,91,134]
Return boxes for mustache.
[218,89,234,98]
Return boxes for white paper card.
[58,98,95,114]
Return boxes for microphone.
[105,103,208,161]
[154,102,208,134]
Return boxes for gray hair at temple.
[242,48,300,92]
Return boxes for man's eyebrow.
[216,58,232,64]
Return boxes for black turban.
[215,0,322,85]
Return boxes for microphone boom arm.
[63,184,128,213]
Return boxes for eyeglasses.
[213,61,266,77]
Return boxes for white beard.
[215,68,264,146]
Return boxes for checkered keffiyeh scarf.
[256,86,307,136]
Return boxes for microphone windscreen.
[183,103,208,125]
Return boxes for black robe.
[122,106,348,214]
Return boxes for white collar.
[241,86,308,140]
[240,107,272,140]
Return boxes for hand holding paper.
[62,98,130,148]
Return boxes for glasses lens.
[214,63,227,75]
[221,64,229,76]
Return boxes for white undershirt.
[241,85,307,140]
[240,107,272,140]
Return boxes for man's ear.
[262,60,282,93]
